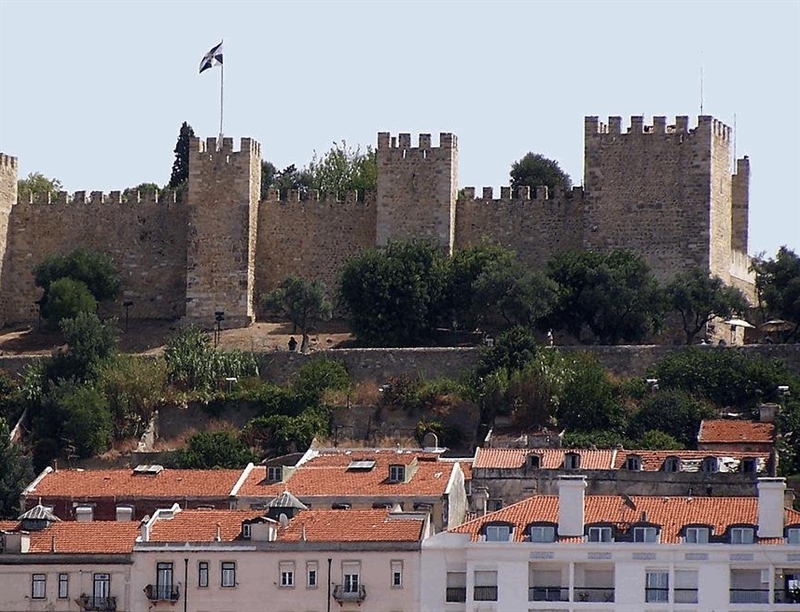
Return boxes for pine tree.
[168,121,196,189]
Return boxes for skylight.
[347,460,376,471]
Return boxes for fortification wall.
[255,190,377,306]
[454,185,584,265]
[186,137,261,327]
[0,189,188,324]
[583,116,720,281]
[376,132,458,252]
[706,116,735,282]
[0,155,17,327]
[731,156,750,254]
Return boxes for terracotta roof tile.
[474,448,614,470]
[698,419,775,444]
[611,450,771,472]
[0,522,138,553]
[451,495,800,544]
[148,509,263,542]
[279,509,425,543]
[238,449,458,499]
[26,467,244,499]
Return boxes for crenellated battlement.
[0,153,17,169]
[585,115,732,141]
[262,188,371,205]
[16,188,178,206]
[459,185,584,203]
[377,132,457,151]
[191,136,261,158]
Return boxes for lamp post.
[123,300,134,332]
[214,311,225,348]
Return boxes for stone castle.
[0,114,754,329]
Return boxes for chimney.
[757,477,786,538]
[140,516,151,542]
[557,475,587,537]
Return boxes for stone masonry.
[0,115,754,328]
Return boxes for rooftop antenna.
[699,54,705,115]
[733,113,737,162]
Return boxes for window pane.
[58,574,69,598]
[221,562,236,587]
[32,574,46,599]
[486,525,510,541]
[788,528,800,544]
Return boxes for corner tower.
[376,132,458,253]
[0,154,18,327]
[583,115,742,283]
[186,136,261,327]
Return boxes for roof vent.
[133,464,164,475]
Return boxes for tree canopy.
[17,172,62,200]
[0,417,34,518]
[753,246,800,342]
[666,267,749,344]
[509,152,572,195]
[308,141,377,197]
[261,275,332,352]
[167,121,195,190]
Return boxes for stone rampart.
[454,185,584,266]
[255,190,377,307]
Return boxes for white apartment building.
[420,476,800,612]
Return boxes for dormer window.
[266,466,283,482]
[684,526,710,544]
[740,457,757,473]
[242,523,252,539]
[388,464,406,483]
[633,526,659,543]
[702,457,719,473]
[484,524,512,542]
[332,503,351,510]
[625,455,642,471]
[528,524,556,543]
[729,526,755,544]
[587,526,613,542]
[527,454,541,470]
[564,452,581,470]
[786,527,800,544]
[663,456,681,472]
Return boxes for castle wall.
[0,155,17,327]
[255,190,377,307]
[376,132,458,252]
[186,137,261,328]
[454,185,584,266]
[731,156,750,254]
[583,116,720,281]
[0,190,188,324]
[705,116,735,282]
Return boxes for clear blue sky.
[1,0,797,257]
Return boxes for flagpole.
[219,41,224,145]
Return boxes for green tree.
[666,267,750,344]
[628,389,715,448]
[547,249,664,344]
[260,160,278,200]
[752,246,800,342]
[308,141,377,197]
[293,358,350,403]
[41,278,97,326]
[509,152,572,195]
[45,312,118,383]
[97,355,166,439]
[473,260,559,331]
[34,247,121,324]
[0,417,35,518]
[339,240,448,347]
[443,243,516,329]
[634,430,685,450]
[175,430,255,469]
[476,325,538,377]
[17,172,62,200]
[261,275,332,352]
[167,121,195,189]
[272,164,314,196]
[557,352,627,433]
[244,408,330,456]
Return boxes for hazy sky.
[0,0,797,257]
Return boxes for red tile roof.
[0,521,139,553]
[451,495,800,544]
[238,449,458,499]
[474,448,614,470]
[698,420,775,444]
[147,509,263,542]
[279,509,425,543]
[610,450,771,471]
[26,467,244,499]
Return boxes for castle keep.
[0,115,754,328]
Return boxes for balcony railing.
[574,587,615,603]
[776,588,800,604]
[730,588,769,604]
[332,584,366,603]
[473,585,498,601]
[144,584,180,602]
[674,587,699,604]
[645,587,669,603]
[529,586,568,602]
[445,587,467,602]
[77,596,117,611]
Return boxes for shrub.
[174,429,255,468]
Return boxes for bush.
[97,356,166,439]
[45,312,118,383]
[628,389,715,448]
[294,358,350,402]
[42,278,97,326]
[477,325,538,377]
[174,430,255,469]
[244,408,331,456]
[558,352,627,433]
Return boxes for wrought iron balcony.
[473,585,498,601]
[730,588,769,604]
[144,584,180,602]
[529,586,568,602]
[574,586,615,602]
[332,584,366,603]
[77,595,117,611]
[445,586,466,602]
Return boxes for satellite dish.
[279,513,289,527]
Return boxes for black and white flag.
[199,41,223,73]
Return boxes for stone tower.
[376,132,458,253]
[583,115,746,284]
[0,154,18,327]
[186,136,261,327]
